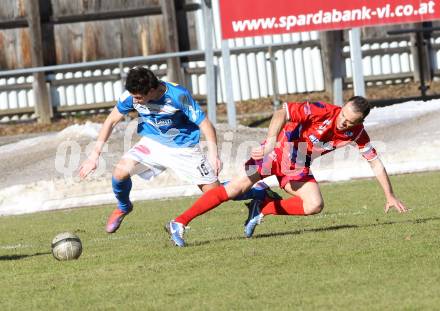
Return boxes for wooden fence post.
[25,0,52,124]
[410,22,433,84]
[320,30,344,105]
[160,0,184,84]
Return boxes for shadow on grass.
[187,224,357,247]
[256,216,440,240]
[255,224,358,239]
[189,216,440,246]
[0,252,51,261]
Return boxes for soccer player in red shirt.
[165,96,408,247]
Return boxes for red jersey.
[247,101,377,187]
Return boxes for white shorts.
[123,136,217,185]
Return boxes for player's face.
[131,89,157,105]
[336,102,364,131]
[131,85,163,104]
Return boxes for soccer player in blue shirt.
[79,67,272,234]
[79,67,223,233]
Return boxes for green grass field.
[1,171,440,310]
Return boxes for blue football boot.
[165,220,186,247]
[244,199,264,238]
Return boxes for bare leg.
[107,158,146,233]
[198,180,221,193]
[174,172,261,226]
[283,181,324,215]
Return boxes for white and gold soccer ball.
[51,232,82,261]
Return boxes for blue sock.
[221,181,268,201]
[112,176,132,213]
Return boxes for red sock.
[175,186,229,226]
[261,196,305,216]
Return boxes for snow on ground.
[364,99,440,128]
[0,99,440,216]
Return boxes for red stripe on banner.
[219,0,440,39]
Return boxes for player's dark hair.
[125,67,159,95]
[347,96,370,117]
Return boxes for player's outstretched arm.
[368,158,408,213]
[251,108,287,161]
[78,107,125,179]
[199,118,222,175]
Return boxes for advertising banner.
[219,0,440,39]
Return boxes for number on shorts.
[197,163,210,176]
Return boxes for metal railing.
[2,33,440,122]
[0,40,324,121]
[0,50,207,121]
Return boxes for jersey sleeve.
[116,90,134,115]
[177,90,206,125]
[355,129,378,161]
[284,101,327,123]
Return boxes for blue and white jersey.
[116,81,206,147]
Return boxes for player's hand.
[384,195,408,213]
[78,158,98,179]
[251,146,264,160]
[208,154,222,176]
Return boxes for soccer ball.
[51,232,83,261]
